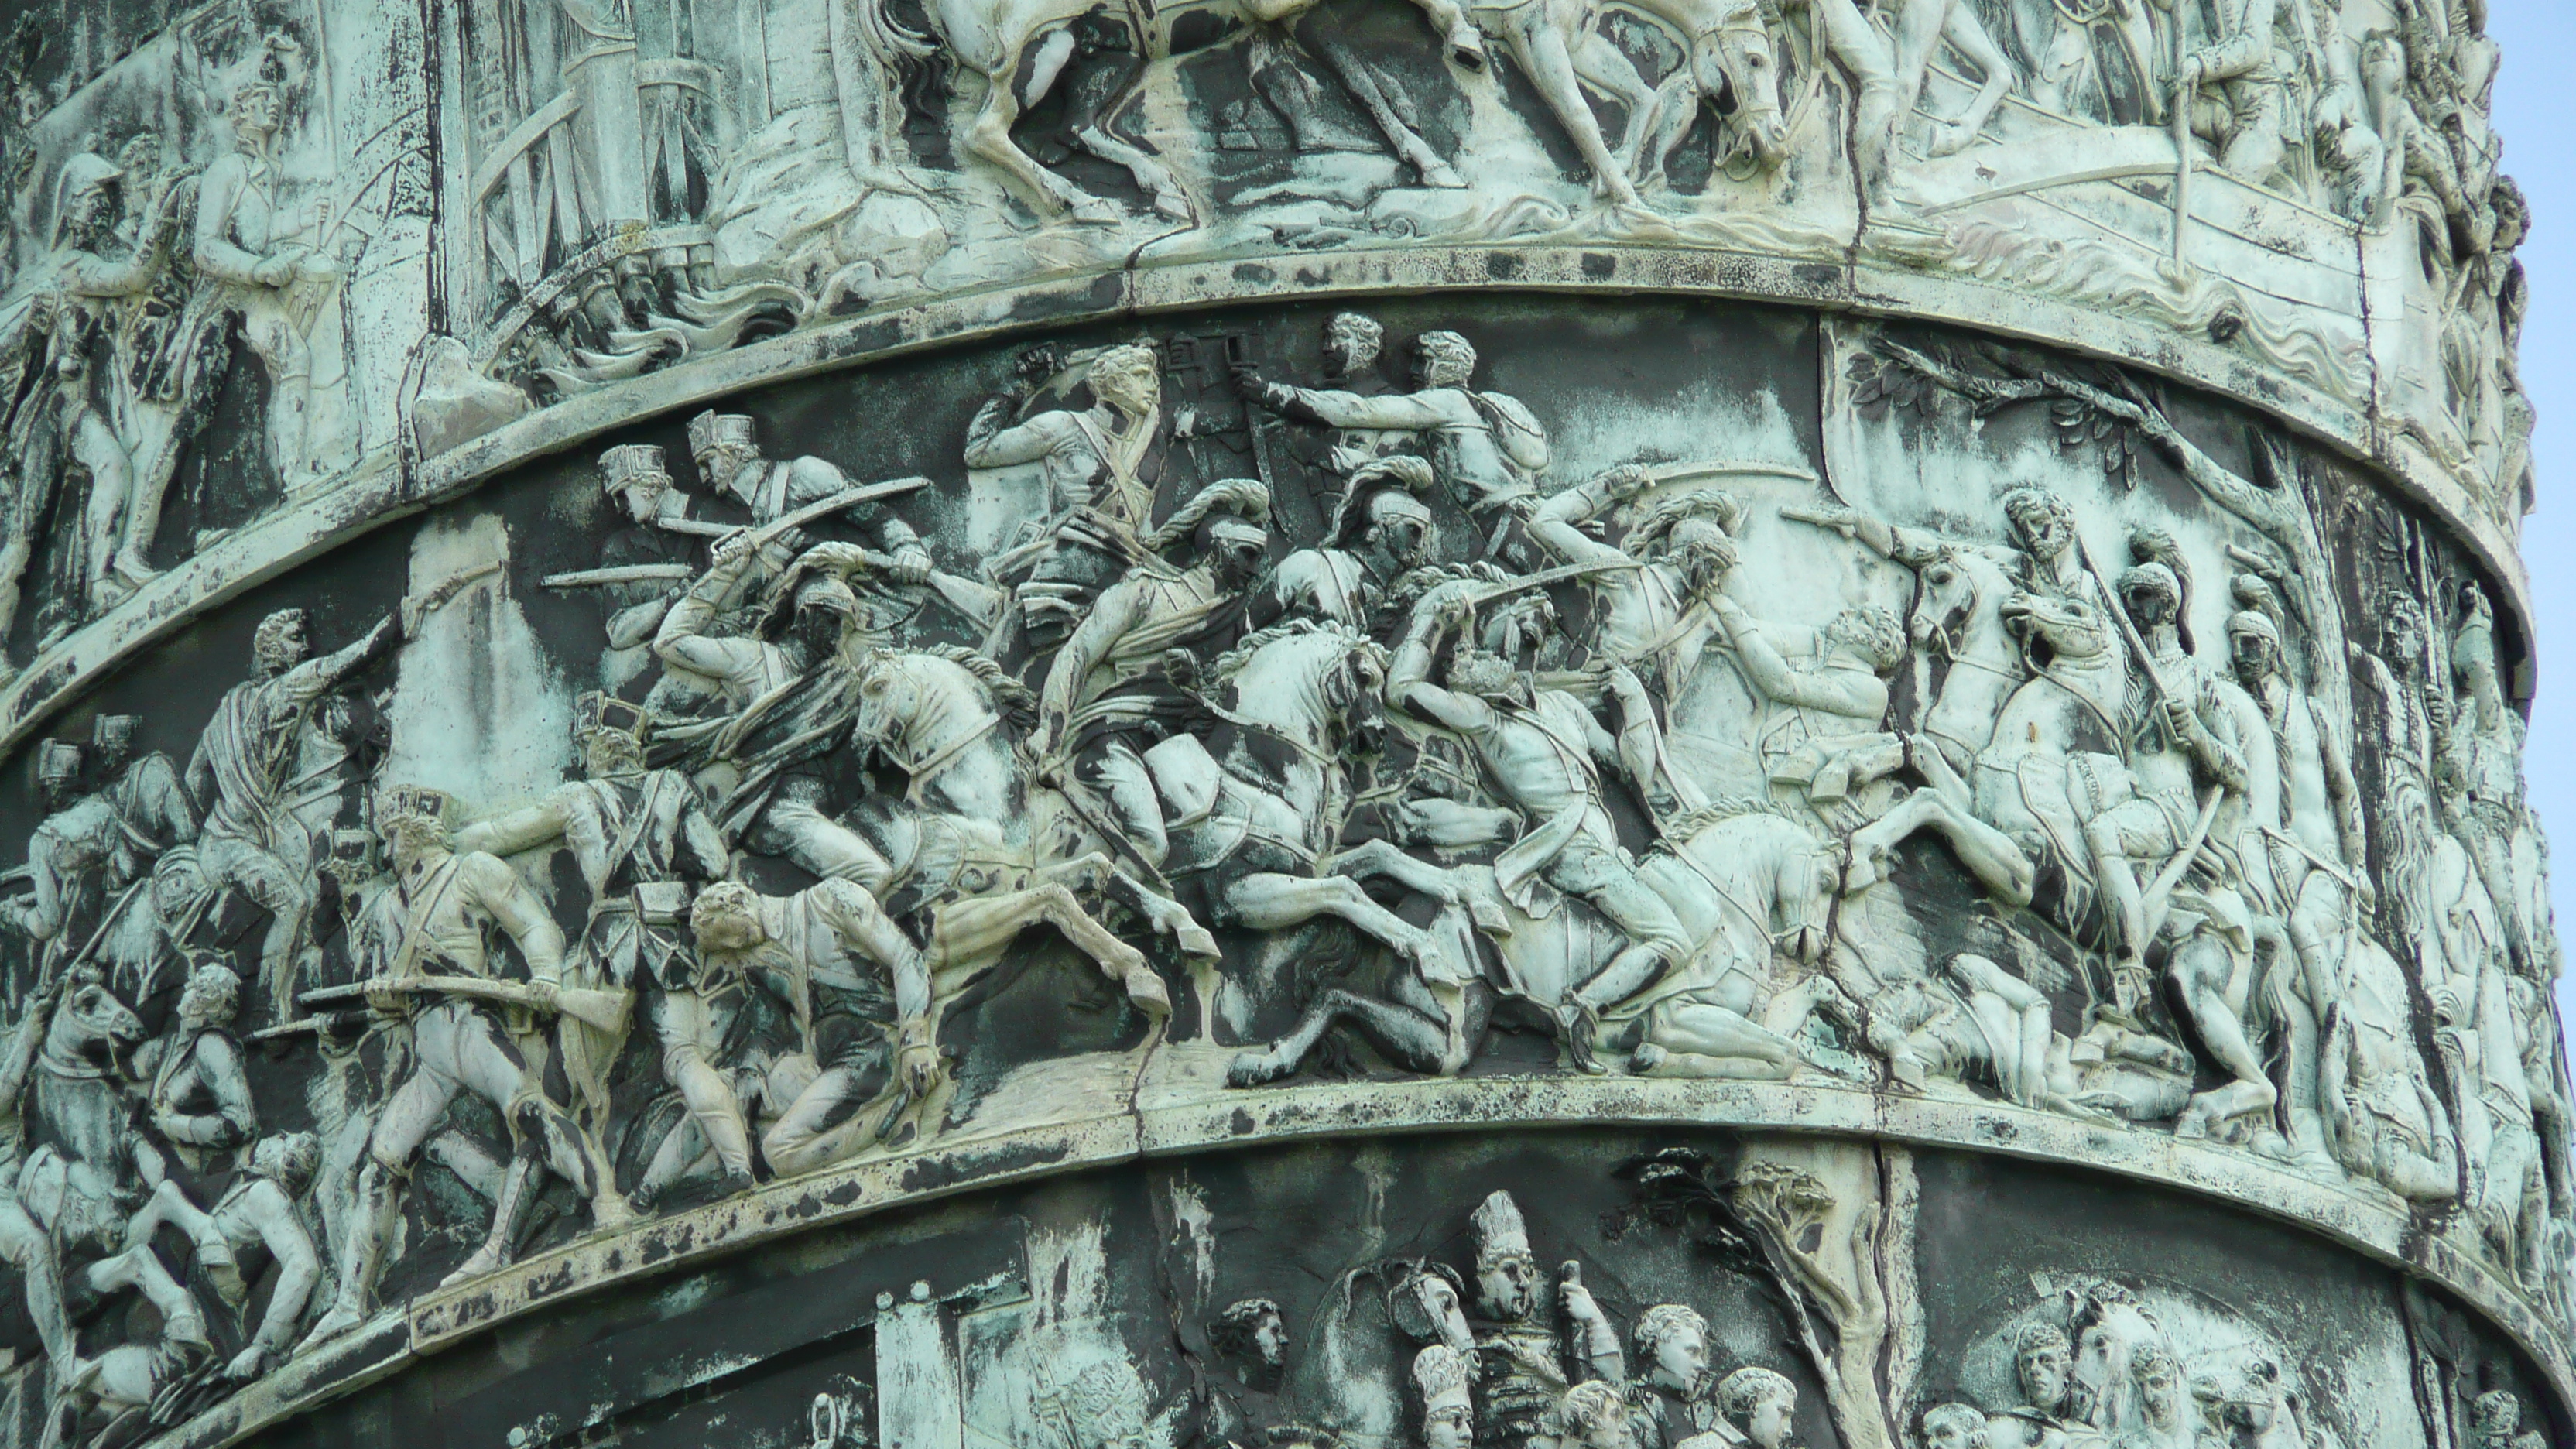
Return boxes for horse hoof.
[439,1246,508,1288]
[1152,191,1194,223]
[293,1307,363,1356]
[1629,1042,1667,1076]
[1228,1049,1289,1088]
[1421,162,1468,190]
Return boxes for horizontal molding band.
[136,1057,2574,1449]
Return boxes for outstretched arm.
[1257,385,1447,432]
[275,615,398,707]
[1527,467,1646,569]
[654,537,769,686]
[455,792,574,861]
[1709,597,1886,718]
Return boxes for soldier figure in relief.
[1985,1322,2085,1449]
[1243,331,1548,519]
[1256,456,1436,635]
[684,879,940,1177]
[2083,564,2249,1023]
[194,76,334,486]
[966,344,1170,653]
[1389,586,1687,1070]
[456,697,734,1199]
[1464,1192,1567,1449]
[189,608,399,1023]
[686,410,932,578]
[300,786,602,1348]
[125,1131,321,1380]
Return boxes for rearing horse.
[855,0,1487,224]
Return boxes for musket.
[248,1009,374,1045]
[299,976,633,1032]
[543,564,697,589]
[667,476,933,553]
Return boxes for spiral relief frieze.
[0,2,2547,1447]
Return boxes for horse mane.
[1662,796,1810,839]
[1211,618,1383,683]
[920,644,1037,729]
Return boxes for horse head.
[48,973,142,1069]
[1217,622,1389,761]
[1910,546,1983,659]
[1695,0,1790,171]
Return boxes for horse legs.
[2170,930,2278,1140]
[936,882,1173,1019]
[1229,872,1437,964]
[1846,790,2036,906]
[1308,29,1468,187]
[1809,0,1900,204]
[1229,984,1474,1086]
[964,56,1123,224]
[1568,24,1658,180]
[1499,9,1647,207]
[1925,1,2013,155]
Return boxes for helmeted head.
[1148,478,1273,587]
[1325,312,1385,377]
[1412,331,1478,389]
[1828,605,1906,675]
[253,609,310,676]
[2227,610,2281,684]
[574,692,650,776]
[1716,1367,1797,1449]
[1629,489,1744,594]
[2117,562,2184,630]
[1470,1190,1539,1321]
[1085,342,1162,416]
[601,443,673,524]
[1331,456,1436,566]
[2014,1322,2074,1412]
[179,961,240,1028]
[1210,1297,1288,1374]
[1413,1345,1475,1449]
[2002,488,2077,561]
[250,1131,320,1190]
[50,152,120,249]
[791,573,865,658]
[35,739,80,810]
[1920,1403,1989,1449]
[1632,1303,1712,1396]
[690,879,768,954]
[375,784,454,861]
[687,411,761,495]
[91,714,138,775]
[1386,1261,1474,1351]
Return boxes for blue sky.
[2489,0,2576,1045]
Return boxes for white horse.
[854,0,1485,224]
[1292,804,1854,1084]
